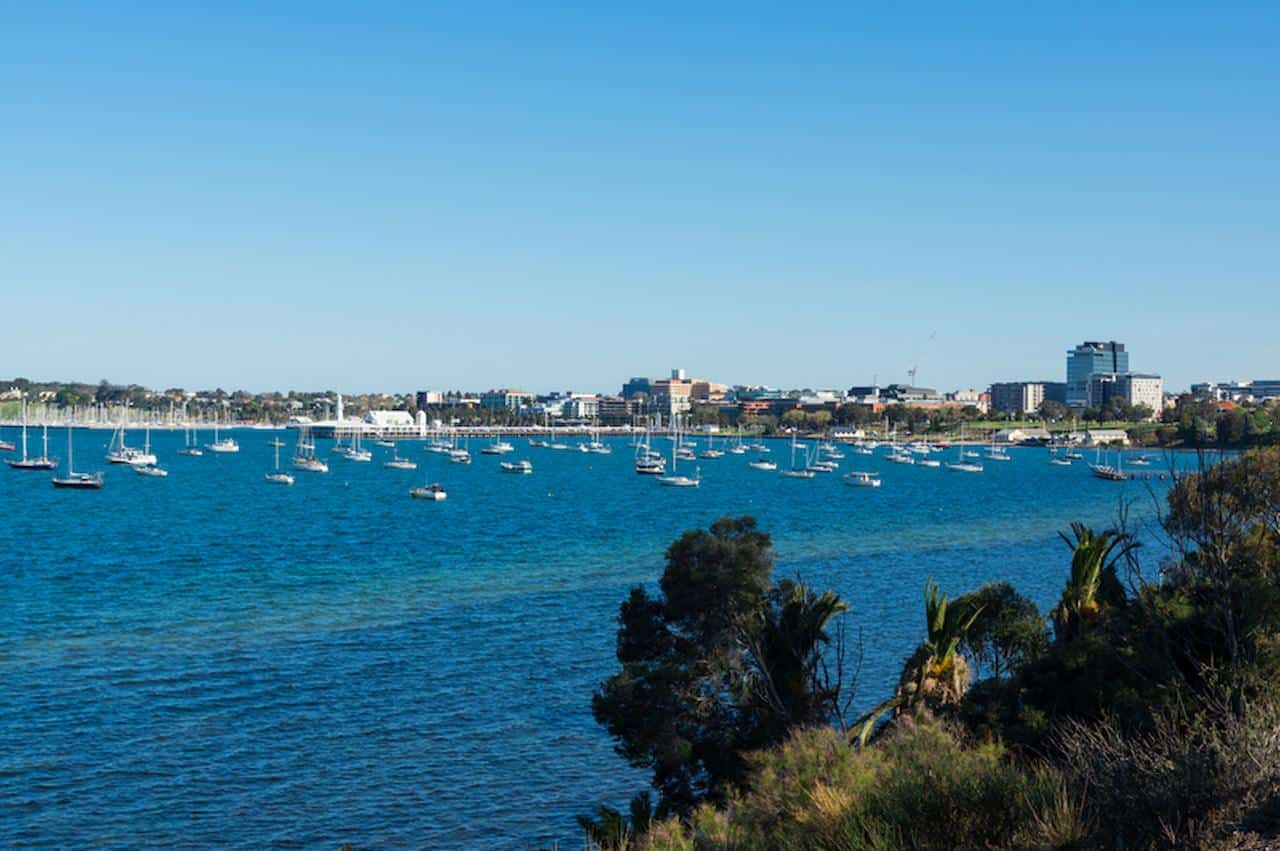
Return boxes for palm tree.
[747,581,849,733]
[1052,522,1128,640]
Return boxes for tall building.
[989,382,1046,416]
[1087,373,1163,415]
[479,389,535,412]
[1066,341,1130,407]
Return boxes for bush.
[637,720,1089,850]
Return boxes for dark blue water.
[0,432,1183,847]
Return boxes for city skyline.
[4,4,1278,392]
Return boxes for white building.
[1119,374,1164,415]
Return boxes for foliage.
[636,721,1087,851]
[955,582,1049,680]
[1051,523,1131,640]
[591,516,853,817]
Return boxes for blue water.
[0,432,1184,847]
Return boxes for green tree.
[955,582,1048,680]
[592,517,851,816]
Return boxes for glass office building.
[1066,341,1129,407]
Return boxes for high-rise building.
[989,382,1046,416]
[1066,341,1129,407]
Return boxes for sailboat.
[729,426,747,455]
[481,434,515,455]
[178,422,203,456]
[984,430,1011,461]
[341,427,372,462]
[634,425,665,475]
[206,417,240,454]
[945,425,984,473]
[657,420,700,487]
[107,408,157,465]
[384,443,418,470]
[780,433,817,479]
[698,433,725,459]
[265,440,295,485]
[1089,445,1127,481]
[6,401,58,470]
[51,427,103,489]
[292,425,329,472]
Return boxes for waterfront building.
[416,390,444,408]
[1119,374,1164,414]
[989,382,1047,416]
[620,377,651,399]
[480,389,536,413]
[1085,428,1131,447]
[562,395,600,420]
[1067,341,1130,407]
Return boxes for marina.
[0,423,1221,847]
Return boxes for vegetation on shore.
[581,447,1280,849]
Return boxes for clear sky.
[2,2,1276,394]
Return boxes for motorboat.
[843,471,882,488]
[500,460,534,474]
[748,459,778,471]
[410,482,448,500]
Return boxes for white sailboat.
[780,433,816,479]
[206,416,240,454]
[292,426,329,472]
[384,443,417,470]
[178,422,203,456]
[657,420,700,487]
[945,425,984,472]
[265,440,295,485]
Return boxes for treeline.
[578,448,1280,850]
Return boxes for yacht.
[983,433,1011,462]
[265,440,295,485]
[410,482,448,500]
[500,459,534,474]
[178,425,204,456]
[634,427,665,475]
[698,434,725,459]
[1089,447,1127,481]
[107,421,157,466]
[6,403,58,470]
[481,438,516,455]
[133,463,168,478]
[918,458,942,468]
[292,426,329,472]
[657,421,701,487]
[945,425,984,472]
[782,434,816,478]
[375,438,396,448]
[336,429,372,462]
[748,458,778,471]
[843,470,882,488]
[206,420,240,454]
[1129,453,1152,467]
[384,444,417,470]
[51,427,103,489]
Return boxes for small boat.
[963,450,982,459]
[264,441,295,484]
[384,444,418,470]
[500,460,534,474]
[1064,451,1084,460]
[1050,456,1073,466]
[449,449,472,464]
[887,452,915,465]
[1090,464,1127,481]
[1129,454,1152,467]
[635,457,665,475]
[657,422,700,487]
[6,406,58,470]
[292,426,329,472]
[748,459,778,471]
[410,482,448,500]
[481,439,516,455]
[51,427,103,489]
[107,418,157,466]
[843,471,882,488]
[657,473,700,487]
[945,461,984,473]
[375,439,396,448]
[780,468,817,479]
[178,422,205,456]
[918,458,941,468]
[267,438,287,448]
[206,419,240,454]
[133,463,168,478]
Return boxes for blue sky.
[2,3,1276,394]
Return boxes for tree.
[1037,400,1068,423]
[1052,523,1130,640]
[592,517,852,816]
[955,582,1048,680]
